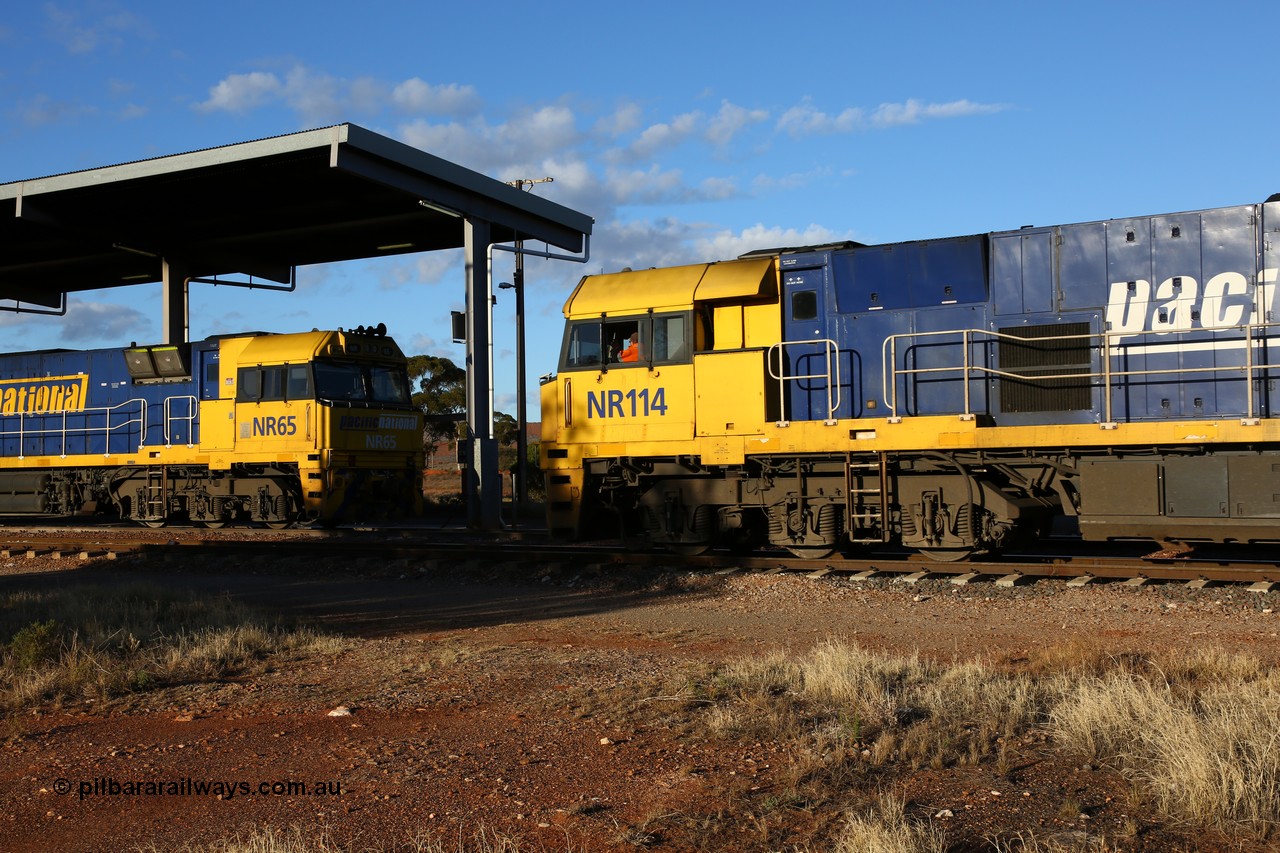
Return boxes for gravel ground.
[1,547,1278,852]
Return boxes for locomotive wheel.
[199,520,227,529]
[665,542,711,557]
[785,545,837,559]
[919,547,975,563]
[142,520,167,529]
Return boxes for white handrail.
[163,395,198,447]
[0,398,151,458]
[880,322,1279,423]
[767,339,842,425]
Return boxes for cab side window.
[560,314,693,369]
[561,322,603,369]
[286,365,312,400]
[604,321,640,364]
[236,367,262,402]
[651,315,688,362]
[237,365,299,402]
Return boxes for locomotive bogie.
[543,197,1280,557]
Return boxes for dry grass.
[706,639,1050,773]
[986,832,1124,852]
[829,792,947,853]
[699,638,1280,844]
[1050,648,1280,838]
[134,823,555,852]
[1,581,346,710]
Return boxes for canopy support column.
[463,218,501,530]
[161,257,189,344]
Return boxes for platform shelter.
[0,123,594,529]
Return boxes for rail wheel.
[665,542,711,557]
[919,547,975,563]
[142,519,167,529]
[785,545,837,559]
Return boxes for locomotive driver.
[619,331,640,362]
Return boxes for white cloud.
[752,166,835,193]
[17,94,90,127]
[347,76,388,115]
[606,164,691,204]
[280,66,343,124]
[195,66,482,125]
[58,301,151,343]
[43,3,152,54]
[706,100,769,147]
[595,102,643,137]
[414,250,463,286]
[591,217,709,272]
[694,223,854,261]
[870,98,1008,128]
[196,71,283,114]
[398,106,580,175]
[777,99,866,136]
[397,120,477,162]
[778,96,1007,137]
[406,333,441,354]
[182,68,1008,316]
[392,79,480,115]
[627,110,702,159]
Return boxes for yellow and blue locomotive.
[0,325,423,526]
[541,196,1280,559]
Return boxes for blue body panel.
[778,201,1278,426]
[0,342,214,458]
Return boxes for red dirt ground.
[2,549,1278,852]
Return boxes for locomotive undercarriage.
[0,465,304,528]
[587,451,1065,559]
[586,444,1280,559]
[111,464,303,528]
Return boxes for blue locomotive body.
[778,201,1275,427]
[0,341,216,458]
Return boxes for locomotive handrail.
[881,324,1280,423]
[767,339,841,426]
[163,395,198,447]
[0,398,148,459]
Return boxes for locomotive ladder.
[845,453,891,543]
[145,465,168,520]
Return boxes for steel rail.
[1,528,1278,588]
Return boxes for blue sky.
[2,1,1276,418]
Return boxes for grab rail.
[880,323,1279,425]
[0,395,207,458]
[767,339,841,426]
[163,396,198,447]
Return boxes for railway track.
[1,523,1278,591]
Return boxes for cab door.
[781,266,836,421]
[194,346,233,450]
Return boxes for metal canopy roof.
[0,123,594,308]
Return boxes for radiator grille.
[998,322,1091,412]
